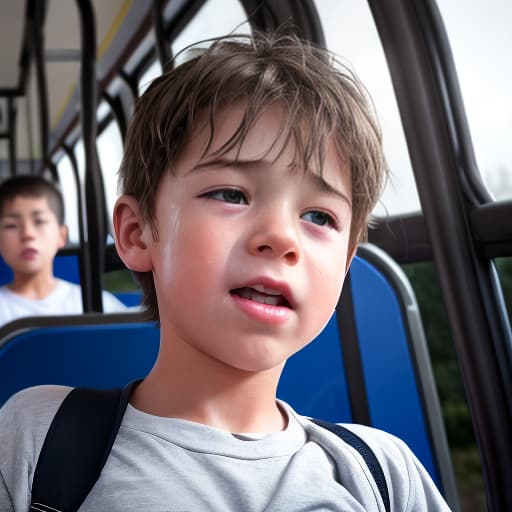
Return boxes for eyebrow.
[192,157,261,172]
[2,210,48,219]
[308,172,352,208]
[192,157,352,207]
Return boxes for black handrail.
[7,99,17,176]
[75,0,106,312]
[32,0,49,175]
[152,0,173,70]
[239,0,325,48]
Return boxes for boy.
[0,32,451,510]
[0,175,127,325]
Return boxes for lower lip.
[231,293,292,326]
[21,250,37,261]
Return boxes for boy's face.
[144,104,354,373]
[0,195,67,279]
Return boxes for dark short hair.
[119,30,387,321]
[0,175,65,225]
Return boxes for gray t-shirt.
[0,385,451,511]
[0,279,128,326]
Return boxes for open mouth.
[21,248,38,259]
[230,285,292,308]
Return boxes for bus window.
[97,118,124,233]
[436,0,512,201]
[0,139,8,177]
[138,59,162,97]
[495,257,512,324]
[73,139,85,185]
[55,153,79,245]
[403,261,486,510]
[315,0,419,217]
[172,0,250,61]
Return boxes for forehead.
[189,103,287,160]
[178,103,350,192]
[1,195,53,216]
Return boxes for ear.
[113,195,153,272]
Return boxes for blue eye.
[203,189,248,204]
[302,210,336,228]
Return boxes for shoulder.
[304,417,418,473]
[53,278,82,300]
[284,405,450,511]
[55,278,80,293]
[0,386,71,511]
[0,385,72,463]
[101,290,128,312]
[0,286,12,314]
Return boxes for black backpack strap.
[30,379,141,512]
[311,418,391,512]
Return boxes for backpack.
[29,381,390,512]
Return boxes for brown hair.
[119,31,387,320]
[0,175,65,224]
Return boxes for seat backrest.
[0,244,457,508]
[0,314,159,408]
[0,253,81,286]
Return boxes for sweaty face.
[146,105,354,373]
[0,196,67,279]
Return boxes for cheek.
[310,241,349,309]
[154,217,229,288]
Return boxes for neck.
[131,333,287,434]
[8,273,58,300]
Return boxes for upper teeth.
[251,284,281,295]
[238,286,283,306]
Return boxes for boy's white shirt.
[0,385,452,512]
[0,278,127,325]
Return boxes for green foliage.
[402,257,512,511]
[451,447,487,512]
[402,262,472,448]
[103,269,139,293]
[402,262,485,510]
[496,258,512,320]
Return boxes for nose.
[20,222,35,240]
[247,206,300,266]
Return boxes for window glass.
[436,0,512,201]
[172,0,250,64]
[0,140,8,177]
[55,153,79,245]
[315,0,419,217]
[495,258,512,325]
[73,139,85,184]
[97,120,124,232]
[403,262,486,509]
[97,100,111,124]
[138,59,162,96]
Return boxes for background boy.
[0,32,451,510]
[0,175,127,325]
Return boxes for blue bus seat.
[0,313,159,406]
[0,243,457,508]
[115,291,143,307]
[0,252,81,286]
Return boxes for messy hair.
[119,30,387,320]
[0,175,65,224]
